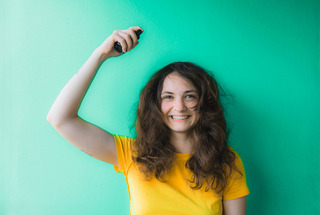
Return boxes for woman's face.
[160,72,199,135]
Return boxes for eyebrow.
[161,90,198,95]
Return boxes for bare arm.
[222,196,247,215]
[47,26,143,166]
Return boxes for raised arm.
[47,26,143,166]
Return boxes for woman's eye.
[185,95,196,99]
[162,96,173,99]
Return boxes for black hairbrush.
[114,29,143,53]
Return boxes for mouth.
[170,115,190,120]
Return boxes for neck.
[170,132,193,154]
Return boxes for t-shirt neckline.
[175,152,191,160]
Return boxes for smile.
[171,115,190,120]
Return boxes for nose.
[173,98,186,112]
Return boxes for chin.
[169,127,194,134]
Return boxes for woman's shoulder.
[227,145,240,156]
[226,145,245,169]
[112,134,136,153]
[112,134,136,143]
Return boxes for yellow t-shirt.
[113,134,249,215]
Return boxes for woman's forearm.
[47,48,107,127]
[47,26,143,127]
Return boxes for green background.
[1,0,319,214]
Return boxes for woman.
[47,26,249,215]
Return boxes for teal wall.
[1,0,319,214]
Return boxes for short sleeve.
[223,148,250,200]
[112,134,134,176]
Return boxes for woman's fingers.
[118,31,134,52]
[128,26,144,43]
[130,26,144,32]
[113,33,127,53]
[117,26,143,52]
[105,26,143,55]
[96,26,143,60]
[127,28,139,49]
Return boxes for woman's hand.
[96,26,144,62]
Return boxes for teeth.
[172,116,188,120]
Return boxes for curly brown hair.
[132,61,242,194]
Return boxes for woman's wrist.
[93,47,111,65]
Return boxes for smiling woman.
[160,72,199,137]
[47,26,249,215]
[131,61,249,214]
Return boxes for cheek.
[161,101,172,114]
[186,100,198,110]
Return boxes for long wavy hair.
[132,62,242,195]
